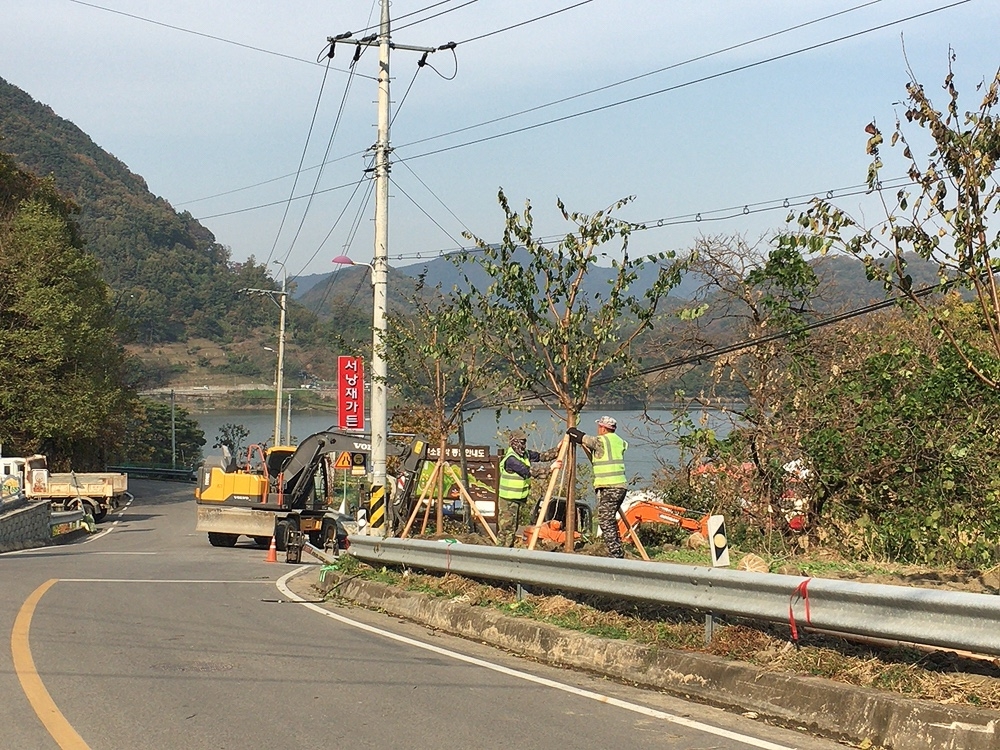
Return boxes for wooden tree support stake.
[527,436,570,551]
[400,458,442,539]
[618,506,650,561]
[445,464,499,545]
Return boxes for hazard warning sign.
[334,451,352,470]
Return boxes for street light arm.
[239,287,287,311]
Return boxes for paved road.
[1,480,845,749]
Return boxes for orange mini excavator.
[520,492,710,548]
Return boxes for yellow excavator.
[195,430,362,551]
[196,430,431,552]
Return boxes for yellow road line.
[11,579,91,750]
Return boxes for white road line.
[3,547,52,556]
[81,494,135,544]
[276,568,799,750]
[83,551,158,555]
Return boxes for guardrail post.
[704,613,719,644]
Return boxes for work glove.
[566,427,585,445]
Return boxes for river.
[191,405,736,488]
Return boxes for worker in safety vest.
[498,432,561,532]
[569,415,629,558]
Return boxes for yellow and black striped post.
[369,484,386,535]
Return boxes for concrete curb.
[309,569,999,750]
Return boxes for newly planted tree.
[456,190,686,549]
[384,275,495,535]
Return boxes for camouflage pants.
[596,486,628,558]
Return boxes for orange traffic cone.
[265,536,277,563]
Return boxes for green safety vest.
[498,448,530,502]
[593,433,627,488]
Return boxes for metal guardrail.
[50,507,86,536]
[106,465,197,482]
[347,536,1000,657]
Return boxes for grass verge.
[322,552,1000,710]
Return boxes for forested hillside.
[0,75,938,398]
[0,76,276,344]
[0,149,205,468]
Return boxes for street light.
[263,344,277,386]
[272,262,287,447]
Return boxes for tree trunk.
[563,443,577,552]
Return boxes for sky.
[2,0,999,288]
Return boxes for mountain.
[293,245,923,317]
[293,249,705,311]
[0,75,944,393]
[0,76,277,344]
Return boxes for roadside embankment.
[0,498,51,552]
[303,567,1000,750]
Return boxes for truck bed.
[28,472,128,499]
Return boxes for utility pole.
[328,0,437,534]
[239,261,287,447]
[275,265,287,446]
[370,0,391,528]
[170,389,176,469]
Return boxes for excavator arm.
[616,499,710,540]
[277,431,348,509]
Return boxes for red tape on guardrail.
[788,578,813,642]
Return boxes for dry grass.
[343,560,1000,710]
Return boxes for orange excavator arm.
[617,500,710,541]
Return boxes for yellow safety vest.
[593,433,627,488]
[498,448,530,502]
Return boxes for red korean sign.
[337,356,365,430]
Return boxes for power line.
[393,0,884,154]
[193,179,363,220]
[452,0,596,46]
[395,0,481,34]
[596,279,957,388]
[309,180,376,316]
[381,175,911,263]
[276,48,368,268]
[177,62,420,210]
[396,0,972,162]
[177,0,887,211]
[389,175,467,250]
[292,160,375,282]
[628,177,912,232]
[346,0,477,37]
[476,277,959,411]
[175,151,367,207]
[176,18,430,210]
[65,0,367,75]
[396,160,476,238]
[264,57,337,267]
